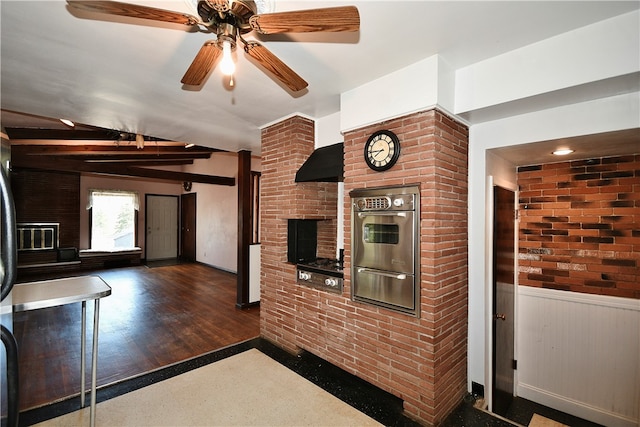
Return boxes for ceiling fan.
[67,0,360,92]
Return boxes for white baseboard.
[518,383,639,427]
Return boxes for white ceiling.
[1,1,638,157]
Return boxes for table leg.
[90,298,100,427]
[81,301,86,408]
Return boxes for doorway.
[492,185,516,416]
[145,195,178,261]
[181,193,196,262]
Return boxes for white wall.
[185,152,237,272]
[316,112,342,149]
[455,10,640,114]
[341,55,442,132]
[183,151,261,273]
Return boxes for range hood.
[295,143,343,183]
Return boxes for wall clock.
[183,181,192,191]
[364,130,401,171]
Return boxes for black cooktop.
[297,258,344,277]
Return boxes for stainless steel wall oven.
[350,185,420,316]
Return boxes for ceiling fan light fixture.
[220,40,236,76]
[67,0,359,93]
[185,143,195,148]
[60,118,75,127]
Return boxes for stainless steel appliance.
[297,258,343,294]
[1,166,19,427]
[350,185,420,316]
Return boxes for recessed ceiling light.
[60,118,75,127]
[552,149,574,156]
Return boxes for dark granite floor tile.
[505,397,604,427]
[440,396,518,427]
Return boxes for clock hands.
[370,148,385,159]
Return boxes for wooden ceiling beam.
[5,128,124,140]
[88,160,196,166]
[56,153,213,161]
[11,154,234,186]
[11,144,218,156]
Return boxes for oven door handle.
[356,267,407,280]
[357,212,406,218]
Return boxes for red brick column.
[343,109,468,424]
[260,115,338,353]
[260,109,469,426]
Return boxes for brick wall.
[11,169,80,266]
[518,155,640,299]
[260,109,469,426]
[260,115,339,353]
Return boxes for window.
[88,190,139,249]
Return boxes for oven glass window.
[363,223,399,244]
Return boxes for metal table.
[13,276,111,427]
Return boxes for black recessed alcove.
[287,219,318,263]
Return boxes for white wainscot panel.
[517,286,640,427]
[249,244,261,304]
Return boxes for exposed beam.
[86,160,196,166]
[11,144,218,156]
[11,154,235,186]
[57,152,213,161]
[5,128,123,140]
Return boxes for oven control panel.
[354,193,415,212]
[297,269,343,294]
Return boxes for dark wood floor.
[5,262,260,411]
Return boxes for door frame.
[180,192,196,261]
[485,176,519,413]
[491,184,517,415]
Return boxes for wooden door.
[492,185,516,416]
[145,195,178,261]
[181,193,196,262]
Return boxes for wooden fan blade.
[181,42,222,86]
[244,41,307,92]
[250,6,359,34]
[67,1,200,26]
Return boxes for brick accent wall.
[518,155,640,299]
[260,110,469,426]
[11,169,80,266]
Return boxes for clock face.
[364,130,400,171]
